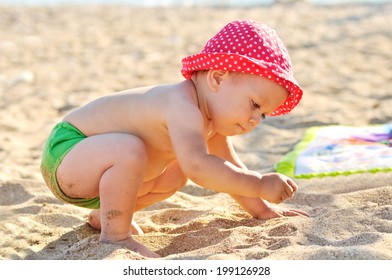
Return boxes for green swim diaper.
[40,122,100,209]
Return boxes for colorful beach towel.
[275,123,392,178]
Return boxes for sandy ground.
[0,3,391,260]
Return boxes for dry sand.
[0,3,391,260]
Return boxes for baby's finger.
[287,179,298,192]
[284,183,294,198]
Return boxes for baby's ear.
[208,70,228,91]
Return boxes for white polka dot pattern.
[181,20,303,116]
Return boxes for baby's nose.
[249,114,261,126]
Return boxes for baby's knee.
[117,136,148,168]
[177,172,188,190]
[167,162,188,189]
[164,174,187,194]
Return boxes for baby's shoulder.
[154,81,198,108]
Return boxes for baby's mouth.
[237,124,247,133]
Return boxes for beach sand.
[0,3,391,260]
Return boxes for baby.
[41,20,307,258]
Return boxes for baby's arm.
[208,133,308,218]
[167,103,291,203]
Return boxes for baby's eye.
[251,100,260,109]
[252,100,266,119]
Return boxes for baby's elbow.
[181,158,205,184]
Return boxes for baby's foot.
[101,236,159,258]
[87,209,101,230]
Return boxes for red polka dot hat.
[181,20,303,116]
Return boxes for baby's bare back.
[64,86,164,137]
[63,81,199,177]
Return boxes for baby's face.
[208,73,288,136]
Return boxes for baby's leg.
[88,209,143,235]
[56,133,158,258]
[88,160,187,228]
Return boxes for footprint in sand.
[267,238,291,250]
[265,223,298,250]
[0,182,33,205]
[34,214,84,228]
[268,223,298,237]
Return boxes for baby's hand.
[258,173,298,204]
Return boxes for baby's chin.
[218,126,250,137]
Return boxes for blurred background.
[0,0,391,176]
[0,0,390,6]
[0,0,391,261]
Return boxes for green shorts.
[40,122,100,209]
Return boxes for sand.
[0,3,391,260]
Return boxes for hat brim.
[181,52,302,116]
